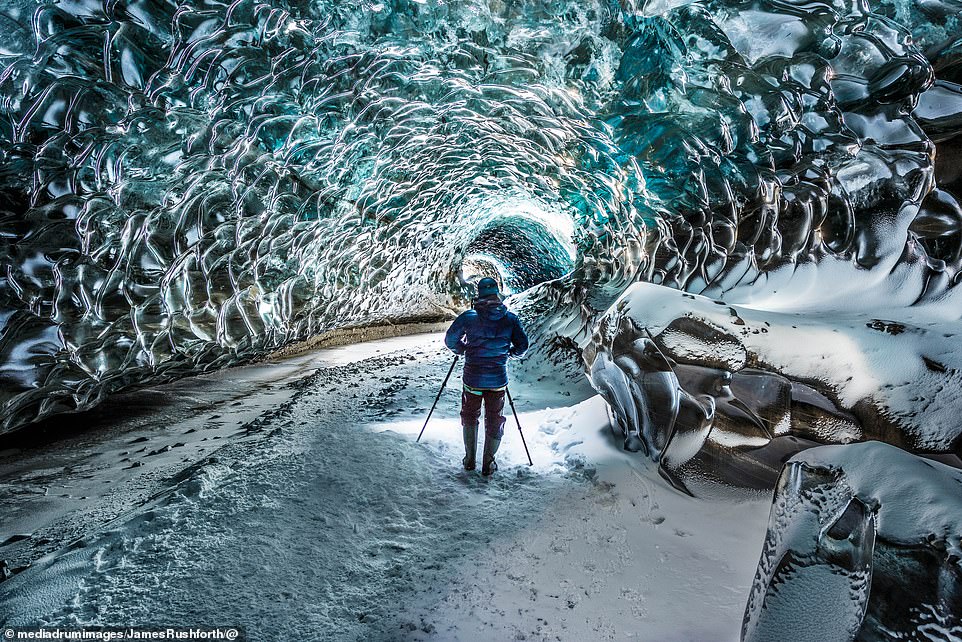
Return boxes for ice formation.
[742,442,962,642]
[0,0,635,431]
[1,0,961,436]
[583,282,962,496]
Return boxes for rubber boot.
[481,433,501,476]
[462,423,478,470]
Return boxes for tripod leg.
[416,355,459,443]
[506,388,533,466]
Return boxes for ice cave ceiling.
[1,0,962,447]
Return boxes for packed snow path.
[0,334,771,640]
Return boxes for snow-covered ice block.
[584,282,962,497]
[742,441,962,642]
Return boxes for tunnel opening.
[454,201,578,298]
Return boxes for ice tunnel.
[6,0,961,432]
[0,0,660,432]
[1,0,961,439]
[452,195,578,295]
[2,0,962,637]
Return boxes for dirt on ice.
[0,333,771,641]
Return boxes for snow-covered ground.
[0,333,772,641]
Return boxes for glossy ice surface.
[3,0,961,433]
[2,1,962,637]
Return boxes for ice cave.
[0,0,961,639]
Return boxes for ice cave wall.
[1,0,962,445]
[581,0,962,496]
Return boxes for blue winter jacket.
[444,296,529,389]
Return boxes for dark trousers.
[461,389,506,439]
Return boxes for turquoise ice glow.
[0,0,961,430]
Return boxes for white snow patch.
[795,442,962,554]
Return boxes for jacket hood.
[474,295,507,321]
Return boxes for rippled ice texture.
[1,0,961,431]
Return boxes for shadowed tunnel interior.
[456,200,577,294]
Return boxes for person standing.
[444,277,529,476]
